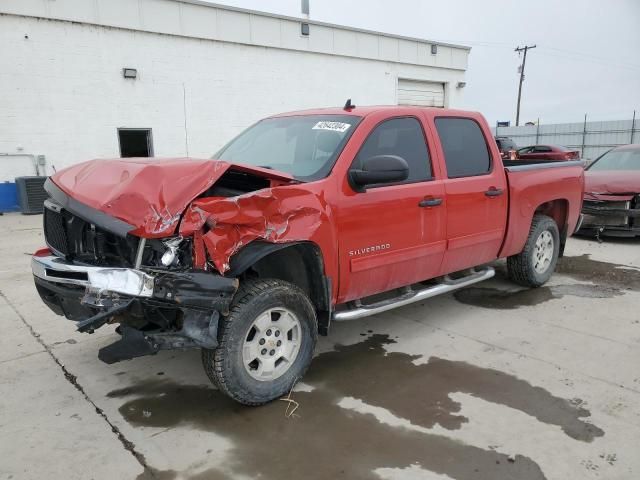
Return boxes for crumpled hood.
[51,157,293,237]
[584,170,640,201]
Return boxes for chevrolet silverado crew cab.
[32,104,584,405]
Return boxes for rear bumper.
[32,253,239,363]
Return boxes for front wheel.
[202,278,317,405]
[507,214,560,287]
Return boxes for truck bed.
[503,159,585,170]
[499,160,585,259]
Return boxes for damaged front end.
[33,174,243,364]
[33,157,327,364]
[33,242,238,363]
[581,193,640,237]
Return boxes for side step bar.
[332,267,495,322]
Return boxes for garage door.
[397,79,445,107]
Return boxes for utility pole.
[515,45,536,126]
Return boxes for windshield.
[214,115,361,181]
[588,148,640,171]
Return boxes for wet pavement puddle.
[556,254,640,291]
[109,335,604,480]
[454,284,618,309]
[455,255,640,309]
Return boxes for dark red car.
[518,144,580,161]
[579,144,640,237]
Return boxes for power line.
[434,38,640,71]
[539,45,640,68]
[515,45,536,126]
[534,48,640,72]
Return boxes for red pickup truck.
[32,105,584,405]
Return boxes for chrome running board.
[332,267,495,322]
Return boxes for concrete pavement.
[1,213,639,480]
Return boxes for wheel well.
[233,242,332,335]
[535,199,569,256]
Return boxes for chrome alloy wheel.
[533,230,554,274]
[242,307,301,381]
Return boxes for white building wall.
[0,4,468,180]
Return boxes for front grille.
[44,207,69,255]
[43,200,139,267]
[582,199,636,228]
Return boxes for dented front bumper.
[32,253,239,363]
[32,255,155,298]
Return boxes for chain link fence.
[493,114,638,160]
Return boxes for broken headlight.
[161,237,183,266]
[141,237,193,270]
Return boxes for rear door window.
[435,118,491,178]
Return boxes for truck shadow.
[110,335,603,480]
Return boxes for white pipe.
[0,153,40,176]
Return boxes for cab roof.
[270,105,482,119]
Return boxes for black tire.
[507,214,560,288]
[202,278,317,405]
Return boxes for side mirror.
[349,155,409,191]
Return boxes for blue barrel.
[0,182,20,212]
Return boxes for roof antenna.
[343,98,355,111]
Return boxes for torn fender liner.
[99,325,159,364]
[50,158,294,238]
[98,311,220,364]
[180,187,327,273]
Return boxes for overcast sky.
[206,0,640,125]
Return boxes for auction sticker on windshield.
[312,121,352,133]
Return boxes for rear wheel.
[202,278,317,405]
[507,214,560,287]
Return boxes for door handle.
[419,197,443,207]
[484,188,504,197]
